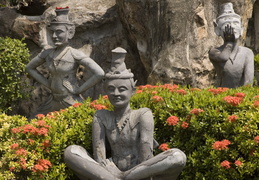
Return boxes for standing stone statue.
[64,47,186,180]
[209,2,254,88]
[26,7,104,117]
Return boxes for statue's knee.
[64,145,81,163]
[170,148,186,167]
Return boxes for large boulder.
[116,0,256,88]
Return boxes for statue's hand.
[63,80,79,94]
[223,24,235,42]
[101,158,123,179]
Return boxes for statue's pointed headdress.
[105,47,134,79]
[50,6,73,25]
[216,2,241,23]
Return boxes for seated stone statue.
[64,47,186,180]
[26,7,104,117]
[209,2,254,88]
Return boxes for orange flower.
[234,160,242,166]
[220,160,231,169]
[72,103,82,108]
[234,93,246,98]
[102,95,108,99]
[152,95,164,102]
[136,90,143,94]
[91,104,108,110]
[16,148,27,156]
[254,136,259,143]
[176,89,187,95]
[181,121,189,129]
[223,96,243,106]
[9,167,15,172]
[208,87,228,95]
[11,128,20,134]
[212,139,231,150]
[227,115,238,122]
[158,143,170,151]
[190,108,204,115]
[32,159,52,172]
[166,116,179,126]
[10,143,19,149]
[253,101,259,108]
[151,91,158,94]
[35,114,45,119]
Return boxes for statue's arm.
[139,109,154,163]
[92,112,106,163]
[244,49,254,85]
[209,43,234,62]
[25,52,50,88]
[76,57,104,94]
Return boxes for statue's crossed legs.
[64,145,186,180]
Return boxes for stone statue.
[209,2,254,88]
[26,7,104,116]
[64,47,186,180]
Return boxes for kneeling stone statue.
[64,47,186,180]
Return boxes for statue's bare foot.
[101,158,123,179]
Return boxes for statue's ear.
[213,20,220,36]
[68,25,75,39]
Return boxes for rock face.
[116,0,256,88]
[0,0,257,116]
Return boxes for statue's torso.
[99,108,152,171]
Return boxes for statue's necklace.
[115,109,132,132]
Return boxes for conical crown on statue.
[105,47,134,79]
[216,2,240,22]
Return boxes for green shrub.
[0,37,30,113]
[0,85,259,179]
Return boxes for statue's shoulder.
[239,46,254,54]
[69,47,88,60]
[130,108,152,129]
[94,109,113,128]
[38,48,55,59]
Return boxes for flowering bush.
[1,84,259,179]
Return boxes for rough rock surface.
[116,0,256,88]
[0,0,257,116]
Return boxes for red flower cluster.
[19,158,27,170]
[158,143,170,151]
[227,115,238,122]
[181,121,189,129]
[152,95,164,102]
[176,89,187,95]
[190,108,204,115]
[254,136,259,143]
[223,96,243,106]
[10,143,19,149]
[136,90,143,94]
[16,148,27,156]
[234,160,242,166]
[72,103,82,108]
[137,84,155,90]
[253,100,259,108]
[11,121,51,136]
[56,6,69,10]
[90,100,108,110]
[32,159,52,173]
[234,92,246,98]
[151,91,158,94]
[35,114,45,119]
[220,160,231,169]
[212,139,231,150]
[208,87,228,95]
[166,116,179,126]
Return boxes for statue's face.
[105,78,134,108]
[217,16,242,39]
[50,24,69,46]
